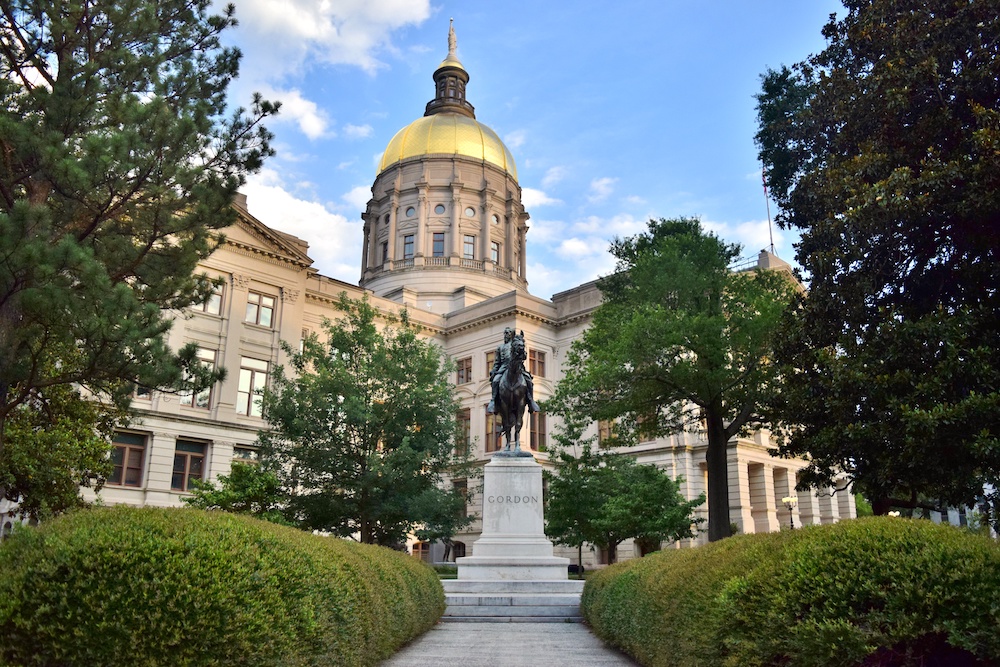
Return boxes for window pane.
[245,302,258,323]
[125,467,142,486]
[238,369,252,393]
[204,291,222,315]
[126,449,143,467]
[259,306,272,327]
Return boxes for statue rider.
[487,327,540,414]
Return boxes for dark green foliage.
[756,1,1000,514]
[582,517,1000,667]
[183,462,292,526]
[545,436,703,564]
[259,294,473,546]
[0,382,126,520]
[0,506,444,666]
[0,0,276,490]
[549,218,797,541]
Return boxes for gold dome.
[378,113,517,180]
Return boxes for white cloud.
[242,169,362,283]
[231,0,432,76]
[504,129,527,149]
[344,123,374,139]
[263,87,331,139]
[701,218,783,257]
[624,194,646,205]
[587,176,618,203]
[342,185,373,213]
[542,166,567,188]
[522,188,562,209]
[571,213,644,238]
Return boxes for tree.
[549,218,797,541]
[545,433,703,565]
[0,382,126,520]
[0,2,276,475]
[756,1,1000,515]
[182,462,291,526]
[257,294,473,546]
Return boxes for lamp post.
[781,496,798,529]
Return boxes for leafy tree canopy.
[545,420,703,565]
[0,1,276,470]
[548,218,797,541]
[182,462,292,527]
[0,381,126,520]
[756,0,1000,514]
[258,294,473,546]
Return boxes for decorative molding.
[232,273,251,290]
[282,288,300,303]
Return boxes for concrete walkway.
[382,622,639,666]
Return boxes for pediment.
[226,205,314,269]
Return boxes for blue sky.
[224,1,843,299]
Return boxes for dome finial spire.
[448,18,456,58]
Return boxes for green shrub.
[582,517,1000,667]
[0,506,444,666]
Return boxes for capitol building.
[69,30,853,566]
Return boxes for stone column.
[818,487,841,524]
[836,478,857,520]
[387,195,398,263]
[729,458,754,535]
[416,189,428,256]
[450,190,462,259]
[772,466,800,529]
[796,478,821,527]
[749,463,779,533]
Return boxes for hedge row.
[0,506,444,666]
[582,517,1000,667]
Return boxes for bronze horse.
[496,333,530,455]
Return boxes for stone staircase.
[442,579,585,623]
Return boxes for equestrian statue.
[487,327,540,456]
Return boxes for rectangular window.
[433,232,445,257]
[485,407,502,453]
[530,411,547,451]
[456,408,471,456]
[233,446,259,465]
[133,385,151,401]
[598,419,617,447]
[381,240,389,263]
[491,241,500,263]
[485,351,495,378]
[196,282,224,315]
[529,349,546,378]
[245,291,275,327]
[403,234,414,259]
[179,348,215,409]
[463,235,476,259]
[453,479,468,517]
[456,357,472,385]
[109,432,146,487]
[237,357,269,417]
[172,439,206,492]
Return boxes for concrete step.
[443,579,585,594]
[440,579,584,623]
[444,615,584,624]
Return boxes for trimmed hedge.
[0,506,444,666]
[582,517,1000,667]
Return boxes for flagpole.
[762,166,775,254]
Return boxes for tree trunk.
[577,543,583,576]
[361,519,373,544]
[606,541,618,565]
[705,402,732,542]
